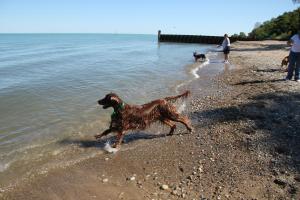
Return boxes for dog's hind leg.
[173,115,193,133]
[162,119,177,135]
[162,105,193,133]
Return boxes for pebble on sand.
[102,178,108,183]
[171,190,178,195]
[127,176,136,181]
[160,184,169,190]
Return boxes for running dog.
[95,91,193,148]
[193,52,206,62]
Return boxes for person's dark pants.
[223,46,230,54]
[286,51,300,80]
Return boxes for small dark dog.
[95,91,193,148]
[281,55,289,72]
[193,52,206,62]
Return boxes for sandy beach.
[2,40,300,200]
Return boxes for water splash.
[103,141,119,153]
[178,102,186,113]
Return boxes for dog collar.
[111,102,125,118]
[118,102,125,110]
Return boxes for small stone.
[129,176,136,181]
[105,157,109,161]
[294,175,300,182]
[171,190,177,195]
[118,192,124,199]
[175,185,181,190]
[179,166,184,172]
[161,184,169,190]
[198,166,204,173]
[102,178,108,183]
[274,178,287,187]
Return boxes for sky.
[0,0,298,36]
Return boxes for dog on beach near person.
[281,55,289,72]
[193,52,206,62]
[95,91,193,149]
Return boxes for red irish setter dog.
[95,91,193,148]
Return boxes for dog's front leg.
[112,131,124,149]
[94,128,112,139]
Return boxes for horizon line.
[0,32,158,35]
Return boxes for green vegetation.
[232,32,247,38]
[233,8,300,40]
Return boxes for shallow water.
[0,33,216,190]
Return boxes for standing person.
[286,29,300,82]
[218,34,231,63]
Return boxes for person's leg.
[224,53,228,62]
[227,47,230,62]
[286,51,296,80]
[223,47,228,62]
[294,52,300,81]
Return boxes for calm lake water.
[0,33,214,190]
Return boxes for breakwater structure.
[158,30,255,44]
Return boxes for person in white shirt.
[218,34,231,63]
[286,29,300,82]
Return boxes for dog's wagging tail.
[95,91,193,148]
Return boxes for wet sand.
[2,40,300,200]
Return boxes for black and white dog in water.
[193,52,206,62]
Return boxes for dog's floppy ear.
[110,96,120,103]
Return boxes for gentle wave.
[175,55,212,93]
[191,59,210,79]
